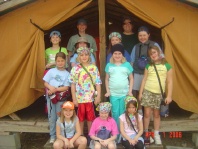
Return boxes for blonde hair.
[76,53,91,63]
[109,56,126,64]
[60,108,76,123]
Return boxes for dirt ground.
[20,131,196,149]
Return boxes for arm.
[128,73,133,96]
[133,117,143,142]
[139,69,148,101]
[120,118,136,145]
[44,81,56,95]
[165,68,173,104]
[104,73,110,97]
[94,84,101,105]
[69,119,81,148]
[130,46,136,66]
[56,86,69,92]
[71,83,78,106]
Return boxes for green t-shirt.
[45,47,68,68]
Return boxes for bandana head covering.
[109,32,122,40]
[97,102,112,113]
[77,47,90,55]
[125,96,138,109]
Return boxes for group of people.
[43,17,173,149]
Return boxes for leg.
[94,141,102,149]
[87,121,92,133]
[153,108,162,144]
[121,139,134,149]
[47,97,56,141]
[108,141,116,149]
[80,121,85,135]
[73,136,87,149]
[143,106,152,130]
[153,108,160,131]
[53,139,64,149]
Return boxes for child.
[69,47,102,136]
[139,45,173,144]
[45,30,68,69]
[119,96,144,149]
[53,101,87,149]
[130,26,164,115]
[43,52,70,143]
[105,43,133,131]
[70,36,96,67]
[106,32,131,63]
[89,102,119,149]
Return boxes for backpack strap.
[63,122,67,138]
[59,47,61,52]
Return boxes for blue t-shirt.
[105,62,133,96]
[43,67,70,88]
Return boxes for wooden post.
[98,0,106,101]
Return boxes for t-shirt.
[56,116,78,138]
[43,67,70,88]
[89,117,119,137]
[70,53,95,64]
[119,113,143,136]
[67,34,97,53]
[68,64,102,103]
[144,63,172,94]
[105,62,133,96]
[45,47,68,68]
[121,33,139,55]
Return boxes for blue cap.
[50,31,61,38]
[77,18,87,25]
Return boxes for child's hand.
[64,138,70,148]
[104,92,110,97]
[128,92,133,96]
[165,97,172,105]
[94,96,101,105]
[101,139,109,147]
[138,94,142,101]
[48,86,56,94]
[72,98,78,107]
[45,63,52,69]
[69,140,74,148]
[128,138,136,145]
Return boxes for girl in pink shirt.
[119,96,144,149]
[89,102,119,149]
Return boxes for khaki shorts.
[141,89,162,109]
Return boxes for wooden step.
[44,139,164,149]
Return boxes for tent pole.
[98,0,106,101]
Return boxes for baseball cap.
[62,101,74,110]
[50,31,61,38]
[75,37,90,48]
[77,18,87,25]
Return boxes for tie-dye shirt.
[69,64,102,103]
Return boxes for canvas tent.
[0,0,197,118]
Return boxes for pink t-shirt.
[119,113,143,136]
[89,117,119,137]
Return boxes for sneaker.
[150,136,154,144]
[49,138,55,144]
[154,134,162,145]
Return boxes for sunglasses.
[123,22,132,25]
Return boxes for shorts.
[77,102,96,122]
[133,73,144,90]
[141,89,162,109]
[89,140,116,149]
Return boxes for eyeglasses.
[123,22,132,25]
